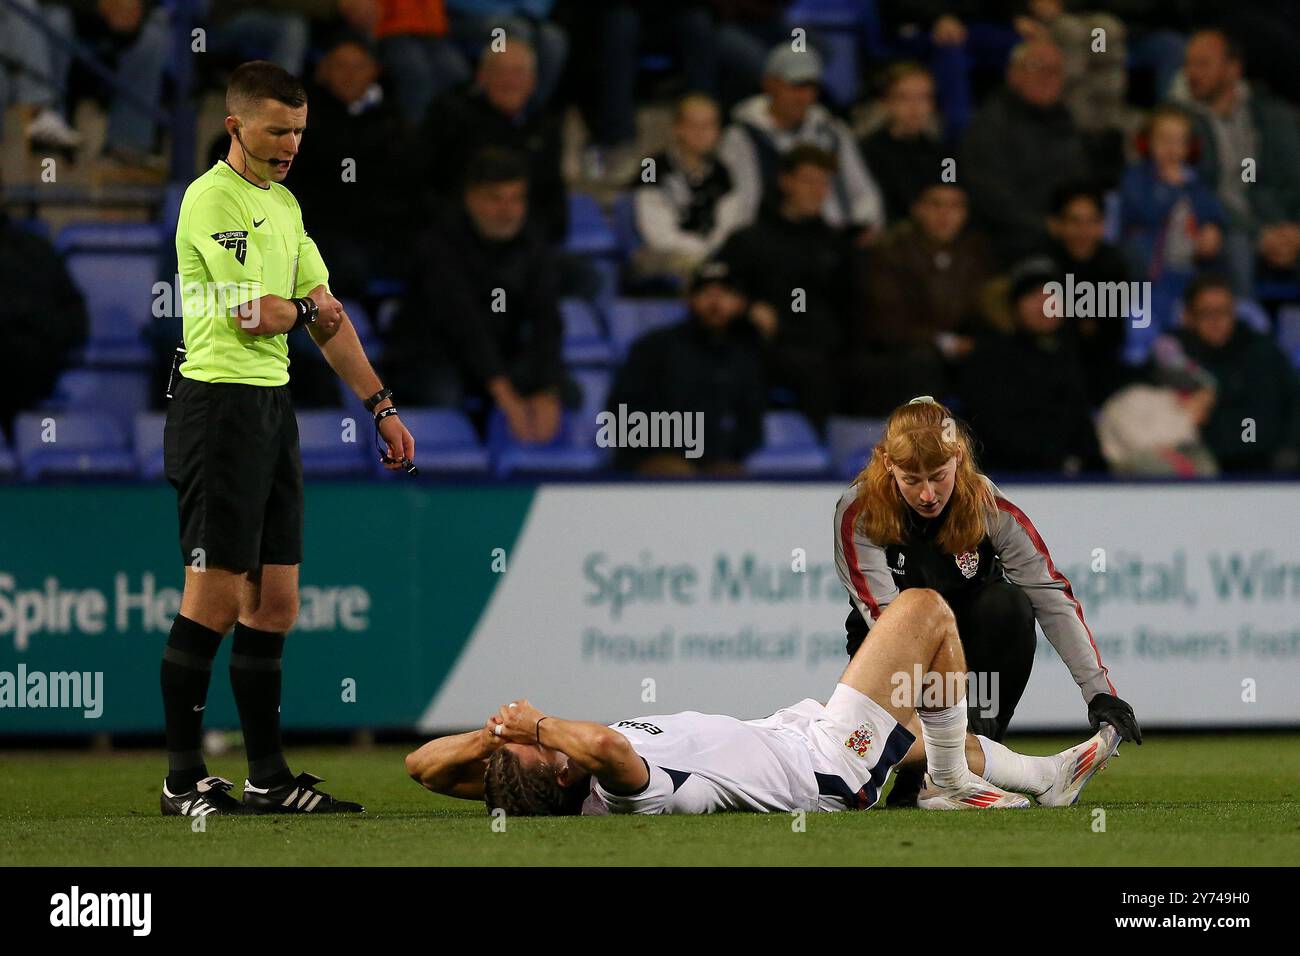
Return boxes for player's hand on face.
[492,699,546,743]
[480,718,507,752]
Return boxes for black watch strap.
[364,387,393,413]
[290,296,318,332]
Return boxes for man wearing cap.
[719,43,884,236]
[607,260,766,476]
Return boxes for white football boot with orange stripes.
[917,772,1032,810]
[1037,724,1121,807]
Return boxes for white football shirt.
[582,710,819,815]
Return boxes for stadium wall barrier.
[1,483,1298,734]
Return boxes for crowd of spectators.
[2,0,1299,477]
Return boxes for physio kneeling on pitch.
[405,588,1123,816]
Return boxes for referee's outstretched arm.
[233,281,412,467]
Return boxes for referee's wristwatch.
[290,295,318,332]
[364,387,394,414]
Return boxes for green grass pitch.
[2,734,1297,866]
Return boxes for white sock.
[977,735,1056,796]
[918,705,968,787]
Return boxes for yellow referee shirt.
[175,159,330,385]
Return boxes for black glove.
[1087,693,1142,744]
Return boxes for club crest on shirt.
[845,724,874,758]
[955,550,980,578]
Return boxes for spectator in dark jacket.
[960,38,1089,265]
[845,181,993,414]
[388,148,568,443]
[1166,274,1300,473]
[1043,181,1134,403]
[608,260,766,475]
[0,209,87,439]
[422,38,567,242]
[858,61,948,224]
[960,256,1102,474]
[291,36,419,296]
[1173,28,1300,294]
[718,144,856,429]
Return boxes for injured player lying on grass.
[405,588,1123,815]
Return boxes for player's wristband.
[363,387,393,413]
[535,716,549,746]
[289,296,318,332]
[374,405,400,425]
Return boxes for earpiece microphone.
[234,127,291,171]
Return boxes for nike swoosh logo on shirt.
[192,705,205,712]
[253,217,266,228]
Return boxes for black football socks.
[229,623,293,789]
[161,614,225,793]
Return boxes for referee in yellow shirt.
[159,61,415,816]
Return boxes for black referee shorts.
[163,376,303,572]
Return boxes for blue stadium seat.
[609,191,640,259]
[570,367,615,457]
[1236,298,1270,335]
[588,257,621,315]
[607,298,688,359]
[370,407,489,475]
[55,221,162,254]
[561,298,612,366]
[745,411,831,477]
[295,411,370,476]
[65,251,159,366]
[1255,279,1300,302]
[565,193,617,256]
[1278,304,1300,368]
[134,411,167,479]
[571,367,613,421]
[828,415,887,479]
[786,0,863,28]
[1102,190,1122,244]
[42,368,150,423]
[784,2,863,106]
[488,410,609,477]
[13,218,51,241]
[160,182,186,236]
[365,277,407,298]
[14,411,136,480]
